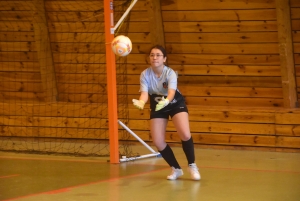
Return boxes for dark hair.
[149,45,167,57]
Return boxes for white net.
[0,0,134,157]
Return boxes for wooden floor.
[0,145,300,201]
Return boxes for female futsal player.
[132,45,200,180]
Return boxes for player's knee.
[180,133,191,141]
[153,141,166,151]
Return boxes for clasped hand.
[155,97,169,111]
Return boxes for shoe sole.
[167,172,183,180]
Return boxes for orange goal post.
[104,0,160,163]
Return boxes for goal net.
[0,0,135,158]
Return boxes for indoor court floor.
[0,146,300,201]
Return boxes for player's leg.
[150,118,168,151]
[150,118,183,180]
[172,112,201,180]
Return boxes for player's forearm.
[139,91,148,103]
[166,89,175,102]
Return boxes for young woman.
[132,45,200,180]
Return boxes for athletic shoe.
[167,167,183,180]
[188,163,201,180]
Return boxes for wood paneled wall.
[292,1,300,101]
[129,105,300,151]
[0,0,299,152]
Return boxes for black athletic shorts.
[150,101,188,119]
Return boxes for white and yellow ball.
[111,35,132,57]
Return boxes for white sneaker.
[188,163,201,180]
[167,167,183,180]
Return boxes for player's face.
[149,48,166,68]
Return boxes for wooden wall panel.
[275,110,300,148]
[0,81,43,92]
[1,103,108,118]
[126,64,281,76]
[165,44,280,54]
[160,0,276,10]
[127,106,300,150]
[164,21,277,32]
[127,75,282,87]
[0,0,300,152]
[162,9,277,21]
[291,0,300,7]
[291,8,300,19]
[0,62,39,72]
[127,85,283,98]
[164,32,279,43]
[119,54,281,66]
[128,107,276,123]
[45,1,104,11]
[2,103,298,150]
[51,42,281,55]
[0,1,40,106]
[0,1,33,11]
[291,0,300,106]
[0,11,33,21]
[0,92,45,103]
[0,42,36,52]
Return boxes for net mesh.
[0,0,135,157]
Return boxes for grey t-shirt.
[139,66,185,111]
[139,65,177,96]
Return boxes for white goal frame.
[118,120,161,162]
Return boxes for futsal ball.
[111,35,132,57]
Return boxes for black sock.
[182,137,195,165]
[159,144,181,169]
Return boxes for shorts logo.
[163,82,168,89]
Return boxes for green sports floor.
[1,146,300,201]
